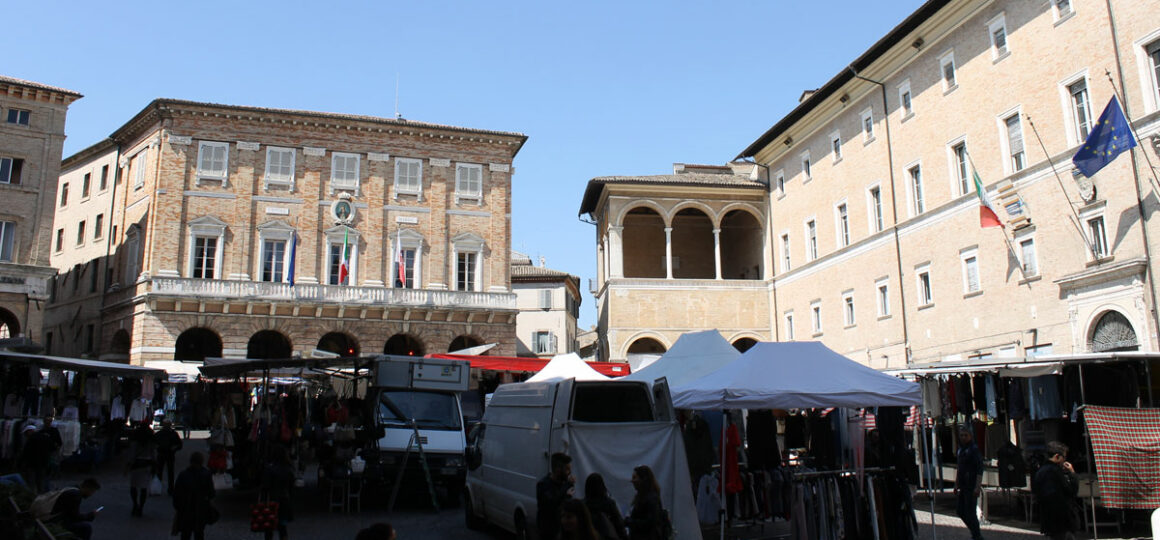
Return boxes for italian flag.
[338,228,351,285]
[973,170,1003,229]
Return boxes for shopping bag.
[249,501,279,532]
[211,473,233,491]
[149,476,165,496]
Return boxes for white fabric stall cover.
[622,329,740,387]
[672,341,921,410]
[526,352,610,382]
[565,421,702,540]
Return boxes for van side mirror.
[466,446,482,471]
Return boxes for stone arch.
[614,200,670,228]
[720,208,765,280]
[247,329,293,359]
[110,329,131,355]
[0,307,19,339]
[317,331,360,357]
[620,331,670,358]
[621,206,667,278]
[174,327,223,361]
[671,207,714,279]
[1087,309,1140,352]
[384,333,425,356]
[670,200,717,225]
[448,335,484,353]
[731,337,759,353]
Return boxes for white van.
[464,377,699,540]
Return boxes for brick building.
[581,0,1160,367]
[0,75,81,345]
[47,99,525,364]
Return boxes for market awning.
[428,353,630,377]
[143,361,204,383]
[0,351,166,378]
[197,356,374,379]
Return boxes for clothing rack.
[791,466,894,480]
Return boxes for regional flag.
[338,228,350,285]
[1073,95,1137,177]
[973,169,1002,228]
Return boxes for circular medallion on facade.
[331,195,355,224]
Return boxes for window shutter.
[550,333,558,354]
[540,290,552,309]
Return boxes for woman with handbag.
[173,452,217,540]
[126,421,156,517]
[259,445,296,540]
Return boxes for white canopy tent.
[525,352,610,382]
[672,341,921,409]
[622,329,740,387]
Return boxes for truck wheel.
[513,511,530,540]
[464,491,485,530]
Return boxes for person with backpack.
[47,477,101,540]
[625,465,670,540]
[583,473,627,540]
[1033,441,1080,540]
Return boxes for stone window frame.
[939,50,957,93]
[1079,201,1111,260]
[779,230,791,273]
[866,182,884,233]
[810,300,823,336]
[451,232,486,292]
[898,79,914,120]
[861,107,875,144]
[946,136,970,198]
[988,12,1010,62]
[1051,0,1074,25]
[0,157,23,185]
[532,330,556,355]
[906,160,925,217]
[455,163,484,204]
[830,130,842,164]
[804,217,818,262]
[997,105,1026,175]
[0,220,15,263]
[1015,227,1039,278]
[264,146,296,191]
[1058,70,1093,147]
[773,168,786,199]
[799,150,812,183]
[783,311,795,341]
[842,289,856,328]
[960,246,982,296]
[324,225,360,286]
[875,277,891,318]
[330,152,361,194]
[915,262,933,307]
[195,141,228,187]
[1132,30,1160,114]
[833,199,850,248]
[75,220,86,247]
[394,157,424,200]
[390,228,424,289]
[256,220,295,283]
[187,216,227,280]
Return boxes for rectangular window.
[940,52,957,90]
[6,109,29,125]
[55,229,63,252]
[811,302,822,334]
[806,220,817,261]
[261,240,286,282]
[76,221,86,246]
[192,236,218,279]
[398,249,416,288]
[843,293,856,327]
[331,152,360,190]
[134,152,148,189]
[836,203,849,247]
[395,158,423,195]
[81,173,91,198]
[456,163,483,200]
[869,186,884,232]
[861,108,875,142]
[910,165,925,214]
[1088,216,1109,258]
[196,142,228,182]
[962,254,981,293]
[265,147,296,187]
[539,289,553,309]
[1054,0,1072,18]
[877,280,890,317]
[784,312,795,340]
[953,142,969,196]
[780,233,791,272]
[831,131,842,162]
[899,80,913,117]
[917,268,933,305]
[1005,114,1026,171]
[1019,237,1038,276]
[800,151,812,181]
[533,331,555,355]
[457,251,477,291]
[990,14,1009,58]
[59,183,69,207]
[0,157,23,185]
[328,242,346,285]
[1069,79,1092,142]
[99,165,109,191]
[775,170,785,195]
[1149,40,1160,106]
[94,214,104,239]
[0,221,14,262]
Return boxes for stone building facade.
[0,75,81,345]
[511,252,581,357]
[47,99,525,364]
[582,0,1160,367]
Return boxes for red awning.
[427,353,630,377]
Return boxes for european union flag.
[1072,95,1137,177]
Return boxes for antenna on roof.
[394,73,403,120]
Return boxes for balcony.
[148,277,516,310]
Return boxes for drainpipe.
[849,66,911,364]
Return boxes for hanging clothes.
[1028,375,1065,420]
[996,442,1026,488]
[724,421,743,495]
[695,474,721,525]
[922,379,942,418]
[1007,378,1027,419]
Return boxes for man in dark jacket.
[1034,441,1079,540]
[173,451,216,540]
[19,424,53,493]
[155,420,183,494]
[50,477,101,540]
[954,427,984,540]
[536,452,574,540]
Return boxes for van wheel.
[464,491,484,530]
[513,511,530,540]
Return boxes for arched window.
[1090,311,1139,352]
[621,207,665,278]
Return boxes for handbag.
[250,500,280,532]
[212,473,233,491]
[149,476,165,496]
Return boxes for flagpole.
[963,149,1034,281]
[1022,115,1099,259]
[1103,70,1160,192]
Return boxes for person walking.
[954,427,985,540]
[625,465,666,540]
[537,452,574,540]
[173,452,216,540]
[584,473,627,540]
[48,477,102,540]
[126,420,156,517]
[560,498,601,540]
[1033,441,1080,540]
[155,420,183,495]
[260,445,296,540]
[19,423,51,493]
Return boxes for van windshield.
[379,390,461,430]
[572,384,654,422]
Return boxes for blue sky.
[5,1,922,329]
